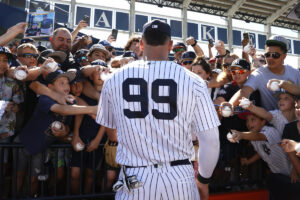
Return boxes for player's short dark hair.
[143,30,170,46]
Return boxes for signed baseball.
[47,62,58,72]
[227,132,238,143]
[239,98,250,109]
[100,72,110,81]
[51,121,62,130]
[15,70,27,80]
[222,106,232,117]
[243,45,251,54]
[270,82,279,91]
[76,143,85,151]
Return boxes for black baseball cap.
[230,59,250,71]
[37,45,47,53]
[0,46,15,60]
[142,19,171,37]
[123,51,138,60]
[90,59,108,67]
[70,69,86,84]
[45,69,76,84]
[181,51,196,60]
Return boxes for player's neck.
[143,47,169,61]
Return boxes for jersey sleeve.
[96,81,116,129]
[192,80,220,133]
[261,126,281,145]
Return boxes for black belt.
[125,159,191,169]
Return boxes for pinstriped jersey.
[96,60,220,166]
[251,126,292,176]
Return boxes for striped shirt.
[269,109,288,135]
[251,126,292,176]
[96,60,220,166]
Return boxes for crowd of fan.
[0,20,300,200]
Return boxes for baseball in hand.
[222,106,232,117]
[76,143,85,151]
[243,45,251,54]
[100,72,110,81]
[15,70,27,80]
[227,132,238,143]
[239,98,250,109]
[270,82,279,91]
[47,62,58,72]
[51,121,62,130]
[215,41,221,47]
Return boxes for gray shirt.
[245,64,300,111]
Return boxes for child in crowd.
[16,69,97,197]
[70,67,106,194]
[231,112,300,200]
[0,46,23,175]
[240,89,296,135]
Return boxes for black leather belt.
[125,159,191,169]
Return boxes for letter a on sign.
[96,11,111,27]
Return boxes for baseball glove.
[104,140,120,168]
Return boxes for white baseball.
[47,62,58,72]
[215,41,221,47]
[100,72,110,81]
[222,106,232,117]
[51,121,62,130]
[227,132,238,143]
[76,143,85,151]
[243,45,251,54]
[239,98,250,109]
[270,82,279,91]
[15,70,27,80]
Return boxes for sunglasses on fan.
[264,52,282,59]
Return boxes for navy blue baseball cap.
[45,69,76,84]
[90,59,108,67]
[0,46,15,60]
[123,51,138,60]
[172,42,187,50]
[181,51,196,60]
[20,38,35,45]
[142,20,171,37]
[70,69,86,84]
[99,40,112,47]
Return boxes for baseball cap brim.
[265,40,287,51]
[46,70,76,84]
[48,51,67,63]
[90,48,108,57]
[237,110,254,120]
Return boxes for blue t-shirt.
[19,95,72,155]
[79,95,105,144]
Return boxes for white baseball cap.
[266,35,289,52]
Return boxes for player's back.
[102,60,218,166]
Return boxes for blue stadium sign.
[94,9,112,29]
[201,25,215,41]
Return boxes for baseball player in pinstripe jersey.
[96,20,220,200]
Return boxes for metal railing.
[0,143,115,200]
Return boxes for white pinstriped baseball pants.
[115,164,200,200]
